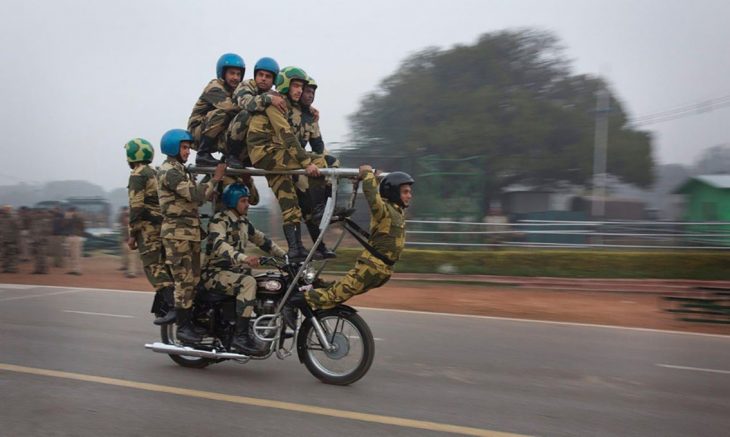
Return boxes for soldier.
[18,206,31,262]
[290,166,414,310]
[226,57,287,170]
[188,53,246,168]
[124,138,177,325]
[202,183,286,355]
[31,209,52,274]
[246,66,329,261]
[65,207,86,275]
[158,128,226,344]
[291,75,337,259]
[0,205,19,273]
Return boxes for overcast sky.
[1,0,729,190]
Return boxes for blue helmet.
[216,53,245,79]
[160,129,193,156]
[222,183,250,209]
[254,57,280,77]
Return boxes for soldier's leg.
[224,111,250,169]
[305,258,391,309]
[164,238,202,343]
[195,109,231,167]
[138,230,174,291]
[120,240,130,273]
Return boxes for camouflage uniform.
[305,171,405,309]
[158,157,216,309]
[187,79,240,153]
[128,164,173,290]
[0,207,19,273]
[31,210,51,274]
[202,209,285,317]
[247,104,328,225]
[292,103,340,167]
[226,79,278,164]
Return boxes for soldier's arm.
[234,82,272,112]
[266,106,312,167]
[361,171,387,219]
[247,222,286,257]
[165,168,215,204]
[202,82,238,112]
[308,121,325,154]
[127,174,146,236]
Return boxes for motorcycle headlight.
[261,280,282,291]
[302,265,317,284]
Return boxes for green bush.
[318,248,730,280]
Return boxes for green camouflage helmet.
[275,66,308,95]
[305,75,317,90]
[125,138,155,163]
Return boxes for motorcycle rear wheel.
[298,311,374,385]
[160,323,213,369]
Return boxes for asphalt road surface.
[1,284,728,436]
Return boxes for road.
[1,284,728,436]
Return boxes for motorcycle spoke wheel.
[300,313,374,385]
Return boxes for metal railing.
[404,219,730,250]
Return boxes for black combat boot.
[194,137,220,167]
[305,221,336,259]
[175,307,203,344]
[283,223,309,261]
[224,141,246,169]
[153,286,176,325]
[231,317,268,356]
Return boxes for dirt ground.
[2,255,728,336]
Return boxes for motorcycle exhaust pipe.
[144,342,249,360]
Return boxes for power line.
[629,94,730,126]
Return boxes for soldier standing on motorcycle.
[291,165,414,310]
[201,183,286,355]
[158,129,226,344]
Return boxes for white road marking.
[0,284,37,290]
[63,310,135,319]
[656,364,730,375]
[0,289,83,302]
[3,283,729,339]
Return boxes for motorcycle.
[144,256,375,385]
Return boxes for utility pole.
[592,87,610,218]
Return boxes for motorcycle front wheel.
[160,323,213,369]
[298,311,374,385]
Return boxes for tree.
[344,29,654,216]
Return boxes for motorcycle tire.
[298,310,374,385]
[160,323,213,369]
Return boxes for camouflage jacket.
[187,78,239,134]
[127,164,163,237]
[291,103,325,154]
[247,102,312,168]
[205,209,285,269]
[157,158,215,241]
[362,171,406,264]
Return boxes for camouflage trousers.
[190,109,234,153]
[253,148,328,225]
[201,266,257,317]
[225,110,251,162]
[135,225,173,291]
[163,238,201,309]
[305,253,393,310]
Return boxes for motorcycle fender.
[296,305,358,363]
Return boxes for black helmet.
[379,171,414,207]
